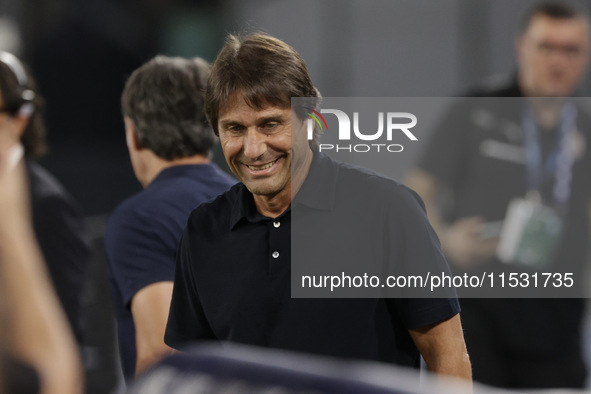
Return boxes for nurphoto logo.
[305,107,418,153]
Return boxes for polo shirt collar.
[292,151,338,211]
[229,152,338,229]
[229,184,259,229]
[151,164,213,185]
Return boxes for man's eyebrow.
[219,113,289,128]
[219,119,243,128]
[257,114,288,124]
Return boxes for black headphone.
[0,51,35,117]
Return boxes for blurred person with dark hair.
[105,55,235,379]
[164,33,472,383]
[406,1,591,389]
[0,118,83,394]
[0,52,90,343]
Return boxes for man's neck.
[141,154,210,188]
[517,78,570,130]
[253,191,291,218]
[529,97,566,130]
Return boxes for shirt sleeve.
[105,206,176,308]
[385,184,461,329]
[164,221,217,349]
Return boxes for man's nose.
[547,47,573,68]
[243,128,266,160]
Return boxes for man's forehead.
[526,15,589,43]
[219,92,291,122]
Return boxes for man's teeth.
[247,161,275,171]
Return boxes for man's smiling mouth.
[246,159,278,171]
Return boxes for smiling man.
[164,33,471,383]
[217,93,313,217]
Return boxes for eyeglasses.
[531,40,586,59]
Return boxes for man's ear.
[124,117,142,151]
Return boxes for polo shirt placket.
[268,215,290,276]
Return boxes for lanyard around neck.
[522,102,577,207]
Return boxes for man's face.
[218,93,310,200]
[517,14,590,97]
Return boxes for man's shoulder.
[464,74,521,97]
[105,185,172,244]
[151,164,236,199]
[108,188,152,224]
[168,163,236,188]
[326,156,422,207]
[187,182,245,226]
[105,192,146,245]
[108,165,231,225]
[331,156,404,190]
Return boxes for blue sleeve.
[105,205,176,308]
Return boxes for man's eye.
[538,43,553,53]
[565,46,581,56]
[263,122,279,130]
[227,125,244,133]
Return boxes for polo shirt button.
[273,221,280,228]
[272,251,280,259]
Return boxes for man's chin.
[544,91,571,97]
[243,181,284,197]
[541,83,575,97]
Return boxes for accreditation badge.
[496,194,563,270]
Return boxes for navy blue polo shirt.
[105,164,236,379]
[165,153,460,369]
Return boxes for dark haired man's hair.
[205,33,322,144]
[0,61,47,159]
[121,56,215,160]
[519,2,588,34]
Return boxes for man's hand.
[409,314,472,382]
[131,281,175,376]
[440,217,499,269]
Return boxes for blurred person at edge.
[0,51,90,344]
[0,115,83,393]
[406,2,591,389]
[105,56,235,380]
